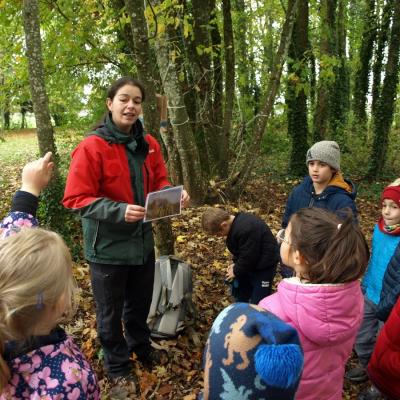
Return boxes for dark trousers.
[89,251,155,378]
[234,267,277,304]
[354,296,383,367]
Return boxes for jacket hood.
[302,174,356,200]
[278,278,362,346]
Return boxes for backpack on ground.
[147,255,197,339]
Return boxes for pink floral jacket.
[0,192,99,398]
[1,328,99,399]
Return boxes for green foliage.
[0,129,85,260]
[37,175,83,260]
[260,113,292,176]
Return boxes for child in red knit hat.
[347,179,400,389]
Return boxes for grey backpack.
[147,255,196,338]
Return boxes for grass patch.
[0,130,39,176]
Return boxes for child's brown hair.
[202,208,230,235]
[288,208,369,284]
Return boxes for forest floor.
[0,129,383,399]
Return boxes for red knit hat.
[382,185,400,206]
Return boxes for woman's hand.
[181,189,190,208]
[21,152,54,196]
[125,204,146,223]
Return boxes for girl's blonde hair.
[0,228,76,390]
[389,178,400,186]
[289,208,369,284]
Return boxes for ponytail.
[290,208,369,284]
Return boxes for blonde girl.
[259,208,369,400]
[0,229,99,399]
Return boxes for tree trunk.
[22,0,57,156]
[191,0,224,176]
[153,26,205,204]
[232,0,251,116]
[124,0,161,140]
[368,0,400,177]
[22,0,69,235]
[221,0,235,178]
[312,0,336,141]
[330,0,350,145]
[210,0,223,136]
[286,0,309,176]
[352,0,377,128]
[371,0,393,118]
[226,0,299,197]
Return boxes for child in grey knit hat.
[278,140,358,278]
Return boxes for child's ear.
[293,250,307,267]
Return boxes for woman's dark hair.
[107,77,146,102]
[289,208,369,284]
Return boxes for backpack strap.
[157,256,173,314]
[170,260,185,307]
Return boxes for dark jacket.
[282,174,357,228]
[226,213,279,280]
[377,241,400,321]
[63,115,171,265]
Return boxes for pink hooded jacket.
[259,277,363,400]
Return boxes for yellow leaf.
[157,22,165,35]
[176,235,186,243]
[213,260,224,270]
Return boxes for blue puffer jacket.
[282,174,357,228]
[362,225,400,307]
[377,241,400,321]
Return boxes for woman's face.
[106,84,143,133]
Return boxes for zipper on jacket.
[91,220,100,257]
[144,162,150,197]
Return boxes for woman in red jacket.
[359,296,400,399]
[63,77,189,389]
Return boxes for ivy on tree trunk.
[368,0,400,177]
[352,0,377,129]
[22,0,57,156]
[286,0,309,176]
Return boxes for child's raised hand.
[21,152,54,196]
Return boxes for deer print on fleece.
[223,314,262,370]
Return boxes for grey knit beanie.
[306,140,340,171]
